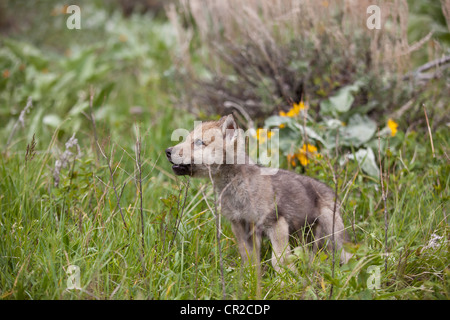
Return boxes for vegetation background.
[0,0,448,300]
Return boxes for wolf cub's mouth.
[165,147,192,176]
[171,164,192,176]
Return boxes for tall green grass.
[1,120,448,299]
[0,3,448,300]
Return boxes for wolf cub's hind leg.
[313,207,353,264]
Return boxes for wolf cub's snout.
[165,147,172,161]
[166,146,192,176]
[166,114,352,273]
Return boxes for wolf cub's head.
[166,114,245,177]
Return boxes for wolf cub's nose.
[165,147,173,160]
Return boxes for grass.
[0,2,449,300]
[1,112,447,300]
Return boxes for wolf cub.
[166,114,352,272]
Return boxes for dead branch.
[402,55,450,81]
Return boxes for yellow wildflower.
[296,144,318,166]
[387,119,398,137]
[279,123,286,129]
[279,101,307,118]
[287,143,319,167]
[286,108,298,117]
[254,128,273,143]
[293,101,307,113]
[287,153,297,167]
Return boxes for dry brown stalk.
[377,130,389,274]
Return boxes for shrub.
[168,0,422,120]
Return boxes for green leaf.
[42,114,62,128]
[320,82,361,116]
[160,194,177,209]
[341,114,377,147]
[357,289,374,300]
[3,39,49,70]
[264,115,290,128]
[68,101,89,116]
[292,122,326,145]
[347,148,380,177]
[264,116,326,146]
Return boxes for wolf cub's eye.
[194,139,204,147]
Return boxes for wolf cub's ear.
[220,114,238,142]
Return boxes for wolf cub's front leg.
[231,220,261,266]
[266,216,296,273]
